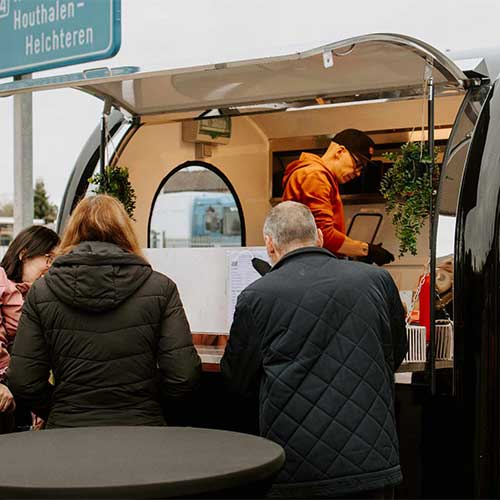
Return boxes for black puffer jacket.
[221,247,407,498]
[8,242,201,428]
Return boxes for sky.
[1,0,500,208]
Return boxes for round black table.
[0,426,285,498]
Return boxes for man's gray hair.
[263,201,317,249]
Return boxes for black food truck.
[2,33,500,498]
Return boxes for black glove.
[367,243,395,266]
[251,257,272,276]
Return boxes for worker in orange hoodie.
[282,129,394,266]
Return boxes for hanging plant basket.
[88,165,137,219]
[380,142,438,257]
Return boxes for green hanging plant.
[380,142,438,257]
[88,165,137,219]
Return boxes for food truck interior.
[1,33,499,498]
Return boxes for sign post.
[0,0,121,234]
[13,73,33,236]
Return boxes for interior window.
[149,164,243,248]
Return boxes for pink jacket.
[0,267,26,382]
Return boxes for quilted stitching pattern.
[243,249,403,492]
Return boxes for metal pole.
[99,98,112,191]
[13,74,34,236]
[427,76,436,395]
[99,113,107,186]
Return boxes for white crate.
[435,321,453,360]
[405,325,427,362]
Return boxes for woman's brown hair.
[1,225,60,283]
[59,195,144,258]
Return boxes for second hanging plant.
[88,164,137,220]
[380,142,438,257]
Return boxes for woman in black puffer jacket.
[8,195,201,428]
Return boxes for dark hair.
[1,225,60,283]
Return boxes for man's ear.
[316,229,324,248]
[334,145,346,160]
[264,234,277,259]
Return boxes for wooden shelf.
[397,360,453,373]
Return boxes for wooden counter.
[194,344,453,373]
[195,345,226,372]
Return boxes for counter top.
[194,345,453,373]
[195,345,226,364]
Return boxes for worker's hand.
[367,243,395,266]
[0,383,15,413]
[251,258,272,276]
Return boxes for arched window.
[148,162,245,248]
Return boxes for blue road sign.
[0,0,121,78]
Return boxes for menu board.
[144,247,269,334]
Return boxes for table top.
[0,426,285,499]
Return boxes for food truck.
[1,33,499,498]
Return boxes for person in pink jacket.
[0,268,24,404]
[0,225,59,431]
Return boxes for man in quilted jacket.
[221,201,407,498]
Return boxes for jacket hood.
[44,241,153,312]
[282,153,329,189]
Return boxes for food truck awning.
[0,33,468,116]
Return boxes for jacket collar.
[272,246,336,271]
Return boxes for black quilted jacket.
[8,241,201,428]
[221,247,407,497]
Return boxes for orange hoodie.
[282,153,346,253]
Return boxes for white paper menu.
[227,248,270,329]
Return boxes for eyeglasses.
[44,253,55,266]
[348,150,370,173]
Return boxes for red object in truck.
[419,274,431,341]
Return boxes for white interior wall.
[118,116,270,247]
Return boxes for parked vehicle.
[150,190,241,248]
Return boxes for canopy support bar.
[428,76,437,395]
[99,98,113,186]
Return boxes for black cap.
[332,129,375,161]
